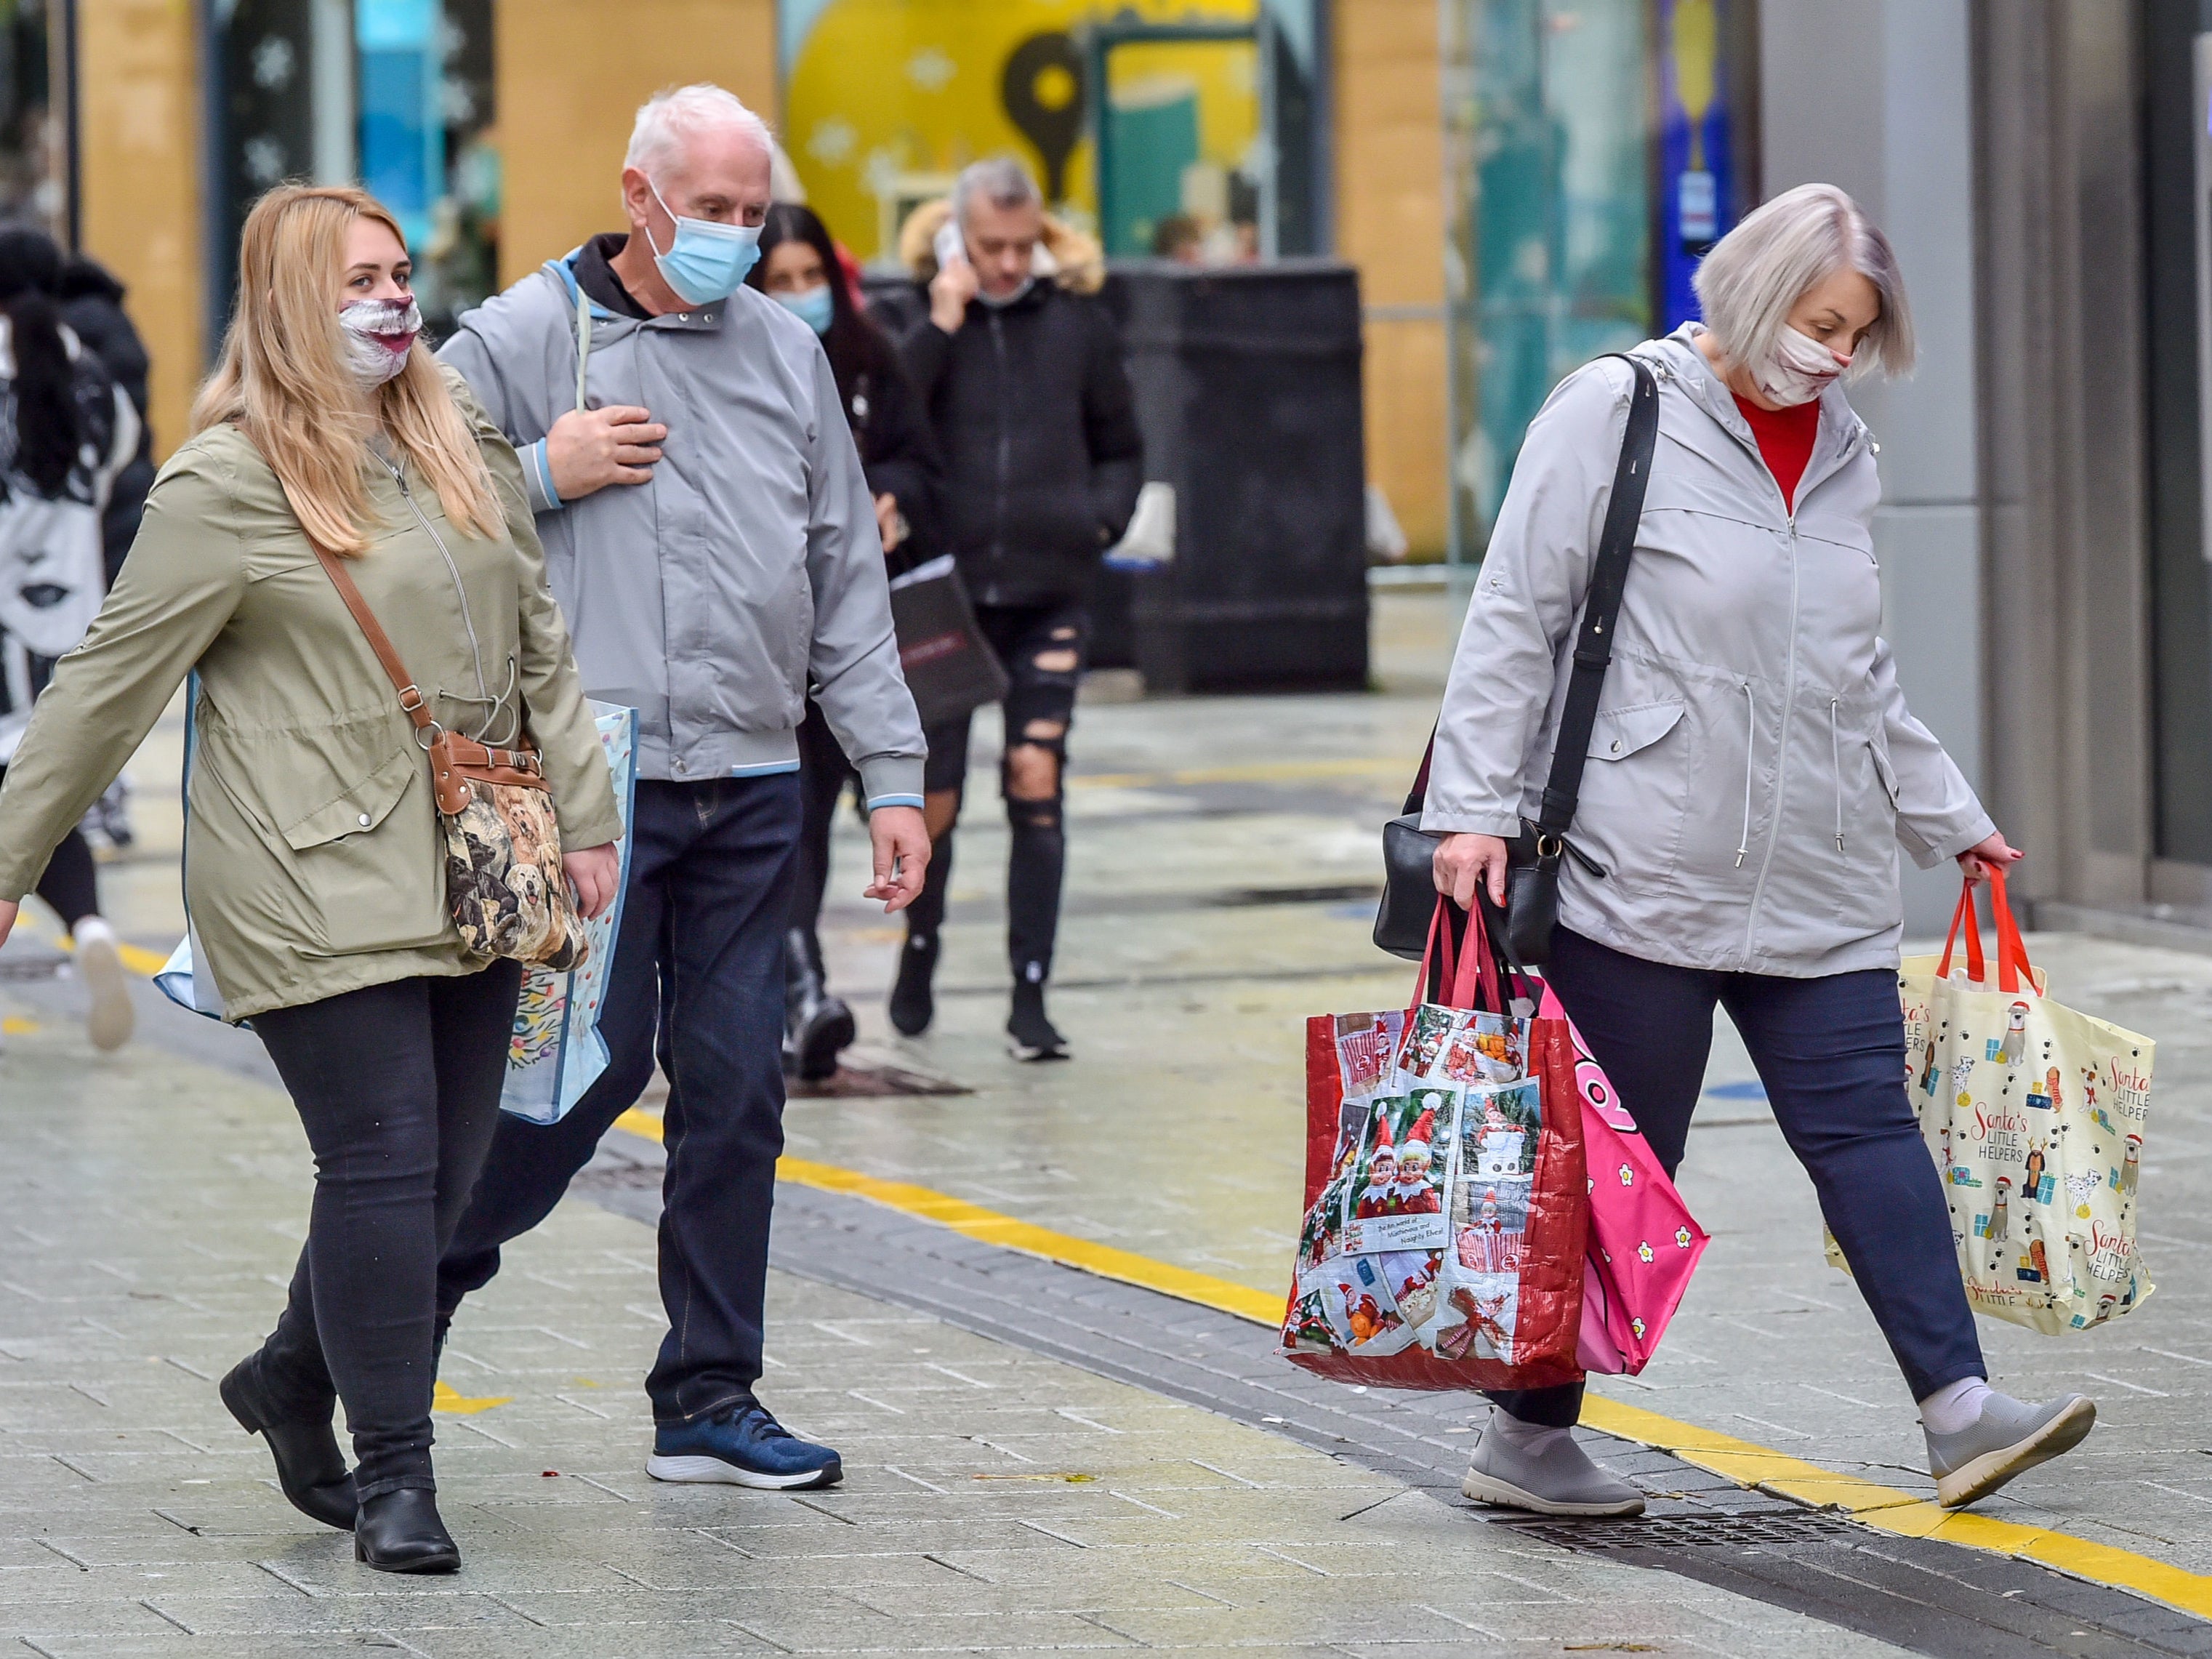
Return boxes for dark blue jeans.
[1489,926,1986,1428]
[436,776,799,1426]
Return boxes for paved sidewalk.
[0,1006,1907,1658]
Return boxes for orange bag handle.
[1987,865,2038,996]
[1936,880,1986,985]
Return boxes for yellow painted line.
[1070,757,1417,791]
[1582,1394,2212,1617]
[610,1107,1283,1325]
[1,1016,36,1035]
[609,1103,2212,1615]
[433,1379,512,1415]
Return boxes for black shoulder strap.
[1534,353,1659,835]
[1402,352,1660,823]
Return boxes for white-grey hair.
[952,157,1042,225]
[624,84,773,180]
[1692,182,1915,377]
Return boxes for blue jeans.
[1489,926,1987,1427]
[436,776,800,1426]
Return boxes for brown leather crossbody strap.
[311,543,441,737]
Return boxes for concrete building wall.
[1760,0,1984,933]
[495,0,779,286]
[78,0,203,462]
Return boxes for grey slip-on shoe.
[1926,1391,2096,1509]
[1460,1423,1646,1518]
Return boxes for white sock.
[71,916,113,946]
[1918,1376,1993,1435]
[1487,1408,1573,1456]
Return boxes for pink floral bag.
[1538,987,1709,1373]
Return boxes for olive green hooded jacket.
[0,369,622,1020]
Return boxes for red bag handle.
[1413,898,1505,1013]
[1936,881,1985,984]
[1987,866,2038,996]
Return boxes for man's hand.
[1434,832,1511,909]
[1958,830,2024,883]
[928,256,977,334]
[874,491,904,553]
[864,805,930,912]
[563,842,622,920]
[545,405,667,501]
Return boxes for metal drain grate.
[1495,1511,1862,1551]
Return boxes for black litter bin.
[1106,259,1368,693]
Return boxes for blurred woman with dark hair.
[747,201,942,1079]
[0,226,141,1053]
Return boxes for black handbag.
[888,555,1010,728]
[1374,353,1660,964]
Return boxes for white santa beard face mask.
[339,295,422,388]
[1751,324,1851,407]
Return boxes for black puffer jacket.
[897,281,1143,606]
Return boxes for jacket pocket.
[1570,698,1690,888]
[1585,700,1686,761]
[279,747,451,957]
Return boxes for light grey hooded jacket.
[1423,324,1993,978]
[440,252,925,803]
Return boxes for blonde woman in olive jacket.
[0,187,621,1572]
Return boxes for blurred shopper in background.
[0,226,142,1053]
[436,85,927,1493]
[889,159,1143,1061]
[748,201,943,1080]
[1428,183,2095,1519]
[0,185,622,1570]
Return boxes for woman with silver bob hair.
[1423,183,2097,1518]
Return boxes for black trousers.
[1488,927,1986,1428]
[438,776,799,1426]
[251,961,523,1498]
[909,599,1087,984]
[791,699,859,966]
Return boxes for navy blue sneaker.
[647,1401,843,1490]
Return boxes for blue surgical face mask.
[774,281,834,335]
[643,177,760,306]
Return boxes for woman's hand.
[0,899,15,952]
[563,842,622,920]
[1434,832,1511,909]
[1957,830,2024,883]
[874,491,904,553]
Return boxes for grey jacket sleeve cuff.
[521,440,563,515]
[1909,811,1998,871]
[859,756,926,809]
[1418,809,1524,838]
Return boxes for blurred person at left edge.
[747,200,943,1081]
[435,84,928,1493]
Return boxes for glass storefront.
[779,0,1324,267]
[1441,0,1754,563]
[206,0,497,341]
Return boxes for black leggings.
[0,766,98,928]
[791,699,859,965]
[250,963,523,1498]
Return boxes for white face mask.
[1752,325,1851,407]
[338,295,422,388]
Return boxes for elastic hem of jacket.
[866,792,925,811]
[524,438,561,513]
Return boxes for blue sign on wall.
[357,0,442,251]
[1655,0,1740,332]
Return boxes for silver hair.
[952,156,1042,225]
[1692,182,1915,377]
[624,84,772,180]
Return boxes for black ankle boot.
[219,1354,356,1532]
[1008,979,1068,1062]
[889,931,940,1037]
[783,928,855,1081]
[355,1488,460,1573]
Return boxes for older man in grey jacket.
[434,84,927,1490]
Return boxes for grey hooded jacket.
[440,252,925,803]
[1423,324,1993,978]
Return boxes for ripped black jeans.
[911,599,1087,987]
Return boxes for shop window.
[0,0,63,238]
[1443,0,1755,561]
[781,0,1323,268]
